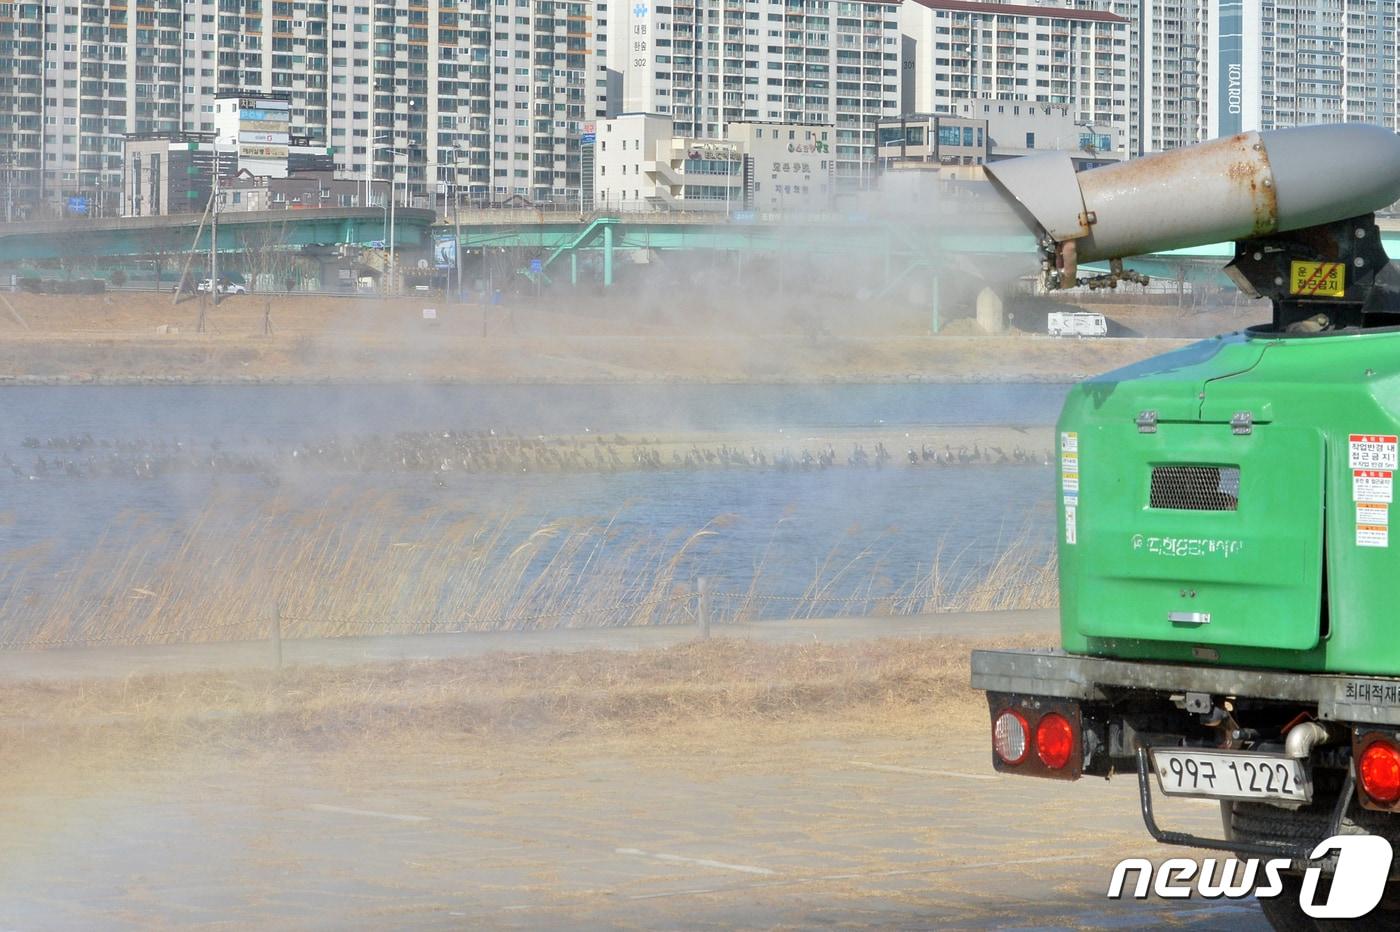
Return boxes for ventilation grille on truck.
[1149,466,1240,511]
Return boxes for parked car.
[194,279,247,295]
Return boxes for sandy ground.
[0,615,1268,930]
[0,292,1205,384]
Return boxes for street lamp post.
[1075,119,1103,157]
[389,181,396,296]
[367,133,393,208]
[2,152,14,224]
[966,43,976,101]
[451,143,465,302]
[373,142,405,296]
[725,153,737,219]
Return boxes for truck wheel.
[1257,875,1323,931]
[1256,875,1400,931]
[1223,799,1400,930]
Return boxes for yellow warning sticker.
[1290,260,1346,297]
[1358,501,1390,548]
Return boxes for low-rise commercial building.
[877,103,1122,175]
[122,133,236,219]
[971,99,1124,168]
[591,114,837,213]
[877,114,990,167]
[124,119,349,218]
[221,172,385,213]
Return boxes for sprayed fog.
[0,381,1062,644]
[0,168,1208,930]
[0,173,1078,646]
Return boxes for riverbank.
[0,292,1209,384]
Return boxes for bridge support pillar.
[570,251,578,285]
[930,273,941,334]
[975,285,1006,334]
[602,223,614,286]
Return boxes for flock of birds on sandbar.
[7,431,1054,482]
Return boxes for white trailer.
[1047,311,1108,337]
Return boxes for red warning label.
[1350,435,1398,471]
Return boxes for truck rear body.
[970,123,1400,926]
[1058,328,1400,675]
[971,327,1400,881]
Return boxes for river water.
[0,383,1069,630]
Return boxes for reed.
[0,494,1056,648]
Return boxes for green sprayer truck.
[971,124,1400,928]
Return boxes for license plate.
[1150,748,1312,803]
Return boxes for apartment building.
[899,0,1131,157]
[1213,0,1399,137]
[1065,0,1206,154]
[1080,0,1400,154]
[0,0,609,218]
[604,0,901,193]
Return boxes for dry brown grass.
[0,635,1042,839]
[0,635,1029,756]
[0,293,1186,384]
[1,494,1056,649]
[1,496,716,647]
[726,527,1058,621]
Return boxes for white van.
[1047,311,1108,338]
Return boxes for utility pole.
[200,143,221,331]
[210,145,220,310]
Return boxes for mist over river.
[0,382,1068,438]
[0,383,1068,633]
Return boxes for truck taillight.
[1359,740,1400,806]
[1035,712,1075,769]
[993,709,1029,765]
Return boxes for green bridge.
[0,207,436,263]
[3,206,1398,297]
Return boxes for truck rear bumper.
[971,648,1400,726]
[972,648,1400,863]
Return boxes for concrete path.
[0,609,1058,682]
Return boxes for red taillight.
[1036,712,1075,769]
[1359,741,1400,805]
[993,709,1030,765]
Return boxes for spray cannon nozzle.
[986,123,1400,293]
